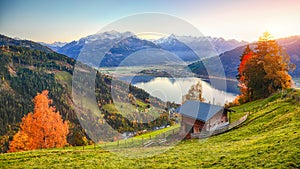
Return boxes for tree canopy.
[9,90,69,152]
[237,32,295,103]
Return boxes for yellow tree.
[182,81,205,103]
[9,90,69,152]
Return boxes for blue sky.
[1,0,300,43]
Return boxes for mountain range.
[41,31,247,67]
[38,31,300,79]
[39,41,67,51]
[8,31,300,78]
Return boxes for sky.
[0,0,300,43]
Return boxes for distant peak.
[104,30,120,35]
[169,34,177,38]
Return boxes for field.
[1,89,299,168]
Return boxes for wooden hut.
[177,100,234,138]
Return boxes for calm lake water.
[120,76,238,105]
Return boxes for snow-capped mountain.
[57,31,134,60]
[154,35,247,55]
[39,41,68,51]
[209,37,248,54]
[50,31,247,67]
[153,34,201,61]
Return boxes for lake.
[120,76,238,105]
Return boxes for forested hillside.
[0,35,168,152]
[0,35,53,53]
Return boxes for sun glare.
[265,24,287,39]
[136,32,168,40]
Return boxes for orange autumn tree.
[8,131,30,152]
[9,90,69,152]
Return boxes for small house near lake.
[176,100,235,138]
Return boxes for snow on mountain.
[154,35,247,55]
[39,41,68,51]
[56,31,134,60]
[51,31,248,67]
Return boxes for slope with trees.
[0,34,169,152]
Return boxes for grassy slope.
[1,90,299,168]
[134,124,180,139]
[98,124,180,149]
[54,71,72,92]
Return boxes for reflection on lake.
[120,76,238,105]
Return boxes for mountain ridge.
[188,35,300,79]
[43,31,247,66]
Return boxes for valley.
[0,31,299,168]
[1,0,300,168]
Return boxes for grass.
[1,89,299,168]
[134,124,180,139]
[135,99,149,109]
[102,100,163,123]
[103,99,158,115]
[99,124,180,149]
[54,71,72,92]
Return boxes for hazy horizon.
[1,0,300,43]
[5,30,300,45]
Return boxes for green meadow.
[1,89,299,168]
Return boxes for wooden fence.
[100,126,181,149]
[65,114,249,150]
